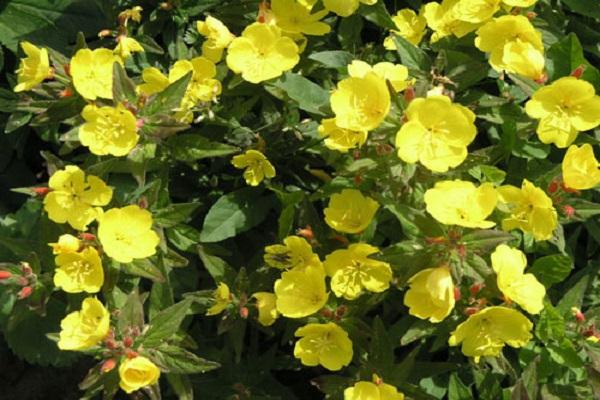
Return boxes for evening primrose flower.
[274,265,328,318]
[497,179,558,241]
[503,0,537,6]
[79,104,139,157]
[169,57,222,107]
[14,42,51,92]
[423,0,479,42]
[323,0,377,17]
[58,297,110,351]
[491,245,545,314]
[294,322,353,371]
[114,36,145,60]
[347,60,413,93]
[344,377,405,400]
[324,189,379,234]
[137,67,170,96]
[252,292,279,326]
[97,205,160,263]
[562,144,600,190]
[231,150,276,186]
[271,0,331,36]
[384,9,427,48]
[525,77,600,148]
[318,118,368,153]
[455,0,501,23]
[206,283,231,316]
[49,234,81,255]
[197,16,235,62]
[226,22,300,83]
[264,235,321,270]
[330,71,390,131]
[118,356,161,394]
[324,243,392,300]
[424,180,497,228]
[404,266,455,323]
[395,95,477,172]
[43,165,112,231]
[448,306,533,362]
[54,247,104,294]
[70,48,122,100]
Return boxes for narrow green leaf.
[308,51,354,68]
[393,35,432,72]
[141,299,193,347]
[142,71,191,116]
[112,62,137,104]
[529,254,573,286]
[271,72,330,115]
[166,134,238,162]
[448,373,472,400]
[146,345,220,374]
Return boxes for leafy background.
[1,0,600,399]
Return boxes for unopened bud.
[33,187,51,196]
[63,64,71,77]
[571,64,586,79]
[296,225,314,242]
[465,307,479,316]
[453,287,461,301]
[123,336,134,348]
[105,338,117,350]
[526,11,537,19]
[136,118,145,129]
[335,305,347,319]
[562,205,575,218]
[125,349,139,359]
[138,197,148,209]
[354,174,363,185]
[0,271,12,280]
[332,235,350,246]
[239,306,249,319]
[456,244,467,259]
[98,29,112,38]
[547,180,559,194]
[470,283,484,296]
[572,307,585,323]
[59,88,73,98]
[79,232,96,241]
[534,73,548,84]
[353,149,361,160]
[404,86,416,103]
[375,143,394,156]
[101,358,117,373]
[18,286,33,299]
[17,276,29,286]
[320,309,334,319]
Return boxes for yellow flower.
[324,189,379,234]
[344,377,405,400]
[323,0,377,17]
[169,57,222,107]
[497,179,558,241]
[43,165,112,231]
[324,243,392,300]
[491,244,545,314]
[118,356,161,394]
[347,60,413,93]
[58,297,110,351]
[114,36,145,60]
[448,306,533,362]
[54,247,104,293]
[14,42,51,92]
[395,95,477,172]
[294,322,353,371]
[206,282,231,316]
[404,266,455,323]
[119,6,143,24]
[274,265,328,318]
[70,48,122,100]
[318,118,368,153]
[455,0,501,23]
[264,235,321,270]
[562,144,600,190]
[271,0,331,36]
[231,149,276,186]
[330,70,390,131]
[79,104,139,157]
[252,292,279,326]
[226,22,300,83]
[423,0,479,43]
[97,205,160,263]
[424,180,497,228]
[197,16,235,62]
[475,15,544,79]
[503,0,537,6]
[525,77,600,148]
[384,9,427,48]
[49,234,82,255]
[138,67,170,96]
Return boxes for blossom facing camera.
[252,292,279,326]
[324,189,379,234]
[424,180,497,228]
[264,235,322,270]
[324,243,392,300]
[70,48,122,100]
[293,322,353,371]
[562,144,600,190]
[404,266,455,323]
[395,95,477,172]
[231,150,276,186]
[384,9,427,48]
[79,104,139,157]
[206,282,232,316]
[525,77,600,148]
[58,297,110,351]
[448,306,533,362]
[197,16,235,62]
[118,356,161,394]
[43,165,113,231]
[169,57,222,106]
[97,205,160,263]
[54,247,104,294]
[226,22,300,83]
[274,265,328,318]
[318,118,368,153]
[14,41,51,92]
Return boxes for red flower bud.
[469,283,484,296]
[17,276,29,286]
[571,64,586,79]
[562,205,575,218]
[534,73,548,84]
[296,225,314,242]
[456,244,467,259]
[0,271,12,280]
[526,11,537,19]
[453,287,461,301]
[18,286,33,300]
[404,86,416,103]
[353,150,361,160]
[33,187,51,196]
[105,338,117,350]
[465,307,479,316]
[63,64,71,77]
[78,232,96,241]
[547,180,559,194]
[239,306,249,319]
[125,349,139,359]
[59,88,73,98]
[354,174,363,185]
[135,118,145,129]
[21,263,33,276]
[335,305,347,318]
[101,358,117,373]
[319,309,334,319]
[123,336,134,348]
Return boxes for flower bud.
[562,205,575,218]
[59,88,73,98]
[404,86,416,103]
[469,283,484,296]
[0,271,12,280]
[296,225,314,242]
[33,187,50,196]
[18,286,33,300]
[547,180,559,194]
[239,306,249,319]
[571,64,586,79]
[101,358,117,373]
[572,307,585,323]
[453,287,461,301]
[78,232,96,241]
[123,336,134,348]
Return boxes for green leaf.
[271,73,330,115]
[166,134,239,162]
[462,230,515,253]
[511,356,539,400]
[400,319,437,346]
[153,202,202,228]
[117,290,145,334]
[448,373,472,400]
[5,112,31,133]
[561,0,600,19]
[359,1,396,29]
[556,272,591,315]
[141,71,192,116]
[529,254,573,286]
[141,299,193,347]
[146,345,220,374]
[119,258,166,283]
[546,33,600,90]
[535,301,565,342]
[112,62,137,104]
[308,51,354,68]
[468,165,507,185]
[166,374,194,400]
[384,203,444,239]
[393,35,432,72]
[197,245,237,284]
[546,339,584,369]
[200,188,275,243]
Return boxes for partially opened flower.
[384,9,427,48]
[197,16,235,62]
[294,322,353,370]
[448,306,533,362]
[264,235,321,270]
[58,297,110,351]
[169,57,222,107]
[318,118,368,153]
[455,0,501,23]
[206,282,232,316]
[79,104,139,157]
[274,265,328,318]
[231,150,276,186]
[14,41,51,92]
[562,144,600,190]
[347,60,413,93]
[49,234,82,255]
[114,36,144,60]
[404,266,455,323]
[138,67,170,96]
[70,48,122,100]
[344,376,405,400]
[271,0,331,36]
[54,247,104,294]
[423,0,479,42]
[118,356,161,394]
[324,189,379,234]
[252,292,279,326]
[323,0,377,17]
